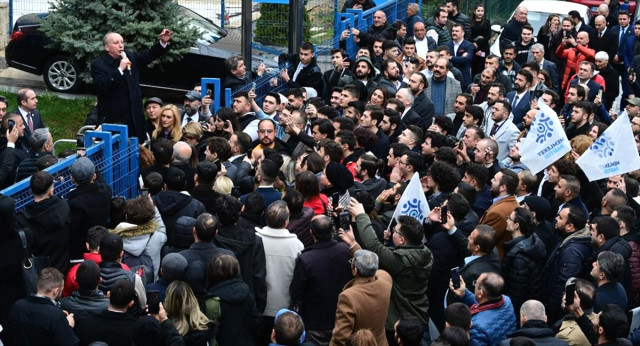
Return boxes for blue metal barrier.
[1,124,140,211]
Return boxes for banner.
[576,113,640,181]
[520,103,571,174]
[390,173,430,224]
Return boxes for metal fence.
[1,124,139,211]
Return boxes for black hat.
[325,161,354,191]
[143,97,164,108]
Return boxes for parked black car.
[6,5,239,96]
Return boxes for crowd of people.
[3,0,640,345]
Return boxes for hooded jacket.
[110,207,167,280]
[354,213,433,331]
[214,224,267,313]
[153,190,206,247]
[502,233,547,312]
[16,196,71,274]
[208,278,261,346]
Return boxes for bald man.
[590,15,618,60]
[350,10,396,47]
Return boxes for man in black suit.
[590,15,618,62]
[611,10,634,108]
[91,29,172,140]
[278,42,324,95]
[595,52,620,110]
[531,44,560,92]
[75,279,138,345]
[15,88,44,139]
[395,88,426,129]
[222,55,264,93]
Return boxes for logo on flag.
[519,103,571,174]
[390,174,430,224]
[577,113,640,181]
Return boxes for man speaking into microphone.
[91,29,172,139]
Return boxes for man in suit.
[74,279,138,345]
[480,169,520,259]
[324,49,352,102]
[15,88,44,139]
[530,44,560,92]
[505,70,532,126]
[611,10,634,108]
[448,23,475,88]
[622,21,640,71]
[590,15,618,64]
[407,72,436,124]
[595,52,620,110]
[569,10,593,35]
[427,58,463,116]
[458,225,501,293]
[395,88,427,129]
[330,250,392,346]
[92,29,172,139]
[487,100,520,161]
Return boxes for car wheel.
[43,56,81,93]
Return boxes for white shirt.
[181,112,201,128]
[414,37,429,59]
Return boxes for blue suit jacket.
[622,34,640,68]
[447,39,475,87]
[505,90,531,125]
[541,60,560,92]
[611,25,635,59]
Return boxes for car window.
[179,6,226,44]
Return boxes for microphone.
[120,52,131,74]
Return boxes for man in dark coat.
[290,215,352,344]
[67,157,112,261]
[459,224,501,294]
[350,10,397,48]
[16,171,71,274]
[500,300,569,345]
[180,213,235,300]
[75,279,138,346]
[278,42,324,94]
[91,29,172,139]
[7,268,78,345]
[214,195,267,313]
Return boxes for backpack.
[204,296,222,346]
[122,249,154,285]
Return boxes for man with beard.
[342,56,378,99]
[420,51,440,79]
[501,140,528,173]
[559,84,586,125]
[354,154,387,199]
[476,54,512,93]
[412,22,437,59]
[233,91,260,141]
[381,108,402,144]
[566,101,593,140]
[254,119,289,157]
[426,58,462,116]
[520,63,547,97]
[251,92,283,135]
[360,105,389,158]
[541,205,592,323]
[447,93,472,136]
[426,9,452,46]
[487,100,519,162]
[505,69,533,125]
[446,0,472,38]
[479,168,520,259]
[396,37,427,71]
[448,23,475,88]
[181,90,208,127]
[480,83,505,134]
[378,60,406,97]
[329,87,343,110]
[498,45,520,90]
[350,10,396,47]
[344,101,364,127]
[468,67,496,104]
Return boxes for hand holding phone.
[440,205,448,223]
[139,188,149,198]
[451,267,461,289]
[8,119,14,133]
[565,278,576,306]
[147,290,160,314]
[339,211,350,231]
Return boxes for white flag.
[520,103,571,174]
[390,173,430,224]
[576,113,640,181]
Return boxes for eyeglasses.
[398,161,408,165]
[506,215,515,222]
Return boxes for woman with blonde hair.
[214,176,234,195]
[164,280,216,345]
[153,104,182,142]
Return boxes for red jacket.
[63,252,130,297]
[556,43,596,90]
[304,193,329,216]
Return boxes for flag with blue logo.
[576,113,640,181]
[520,103,571,174]
[391,173,430,224]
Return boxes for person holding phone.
[0,113,27,189]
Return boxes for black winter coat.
[180,242,234,300]
[214,224,267,313]
[16,196,71,274]
[0,195,24,341]
[7,295,79,345]
[153,190,206,247]
[67,182,112,260]
[500,319,569,345]
[503,233,547,312]
[208,278,261,346]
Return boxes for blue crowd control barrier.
[1,124,140,211]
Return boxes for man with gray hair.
[331,250,392,346]
[500,300,568,345]
[595,51,620,109]
[15,127,54,182]
[171,141,195,191]
[530,43,560,92]
[256,200,304,345]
